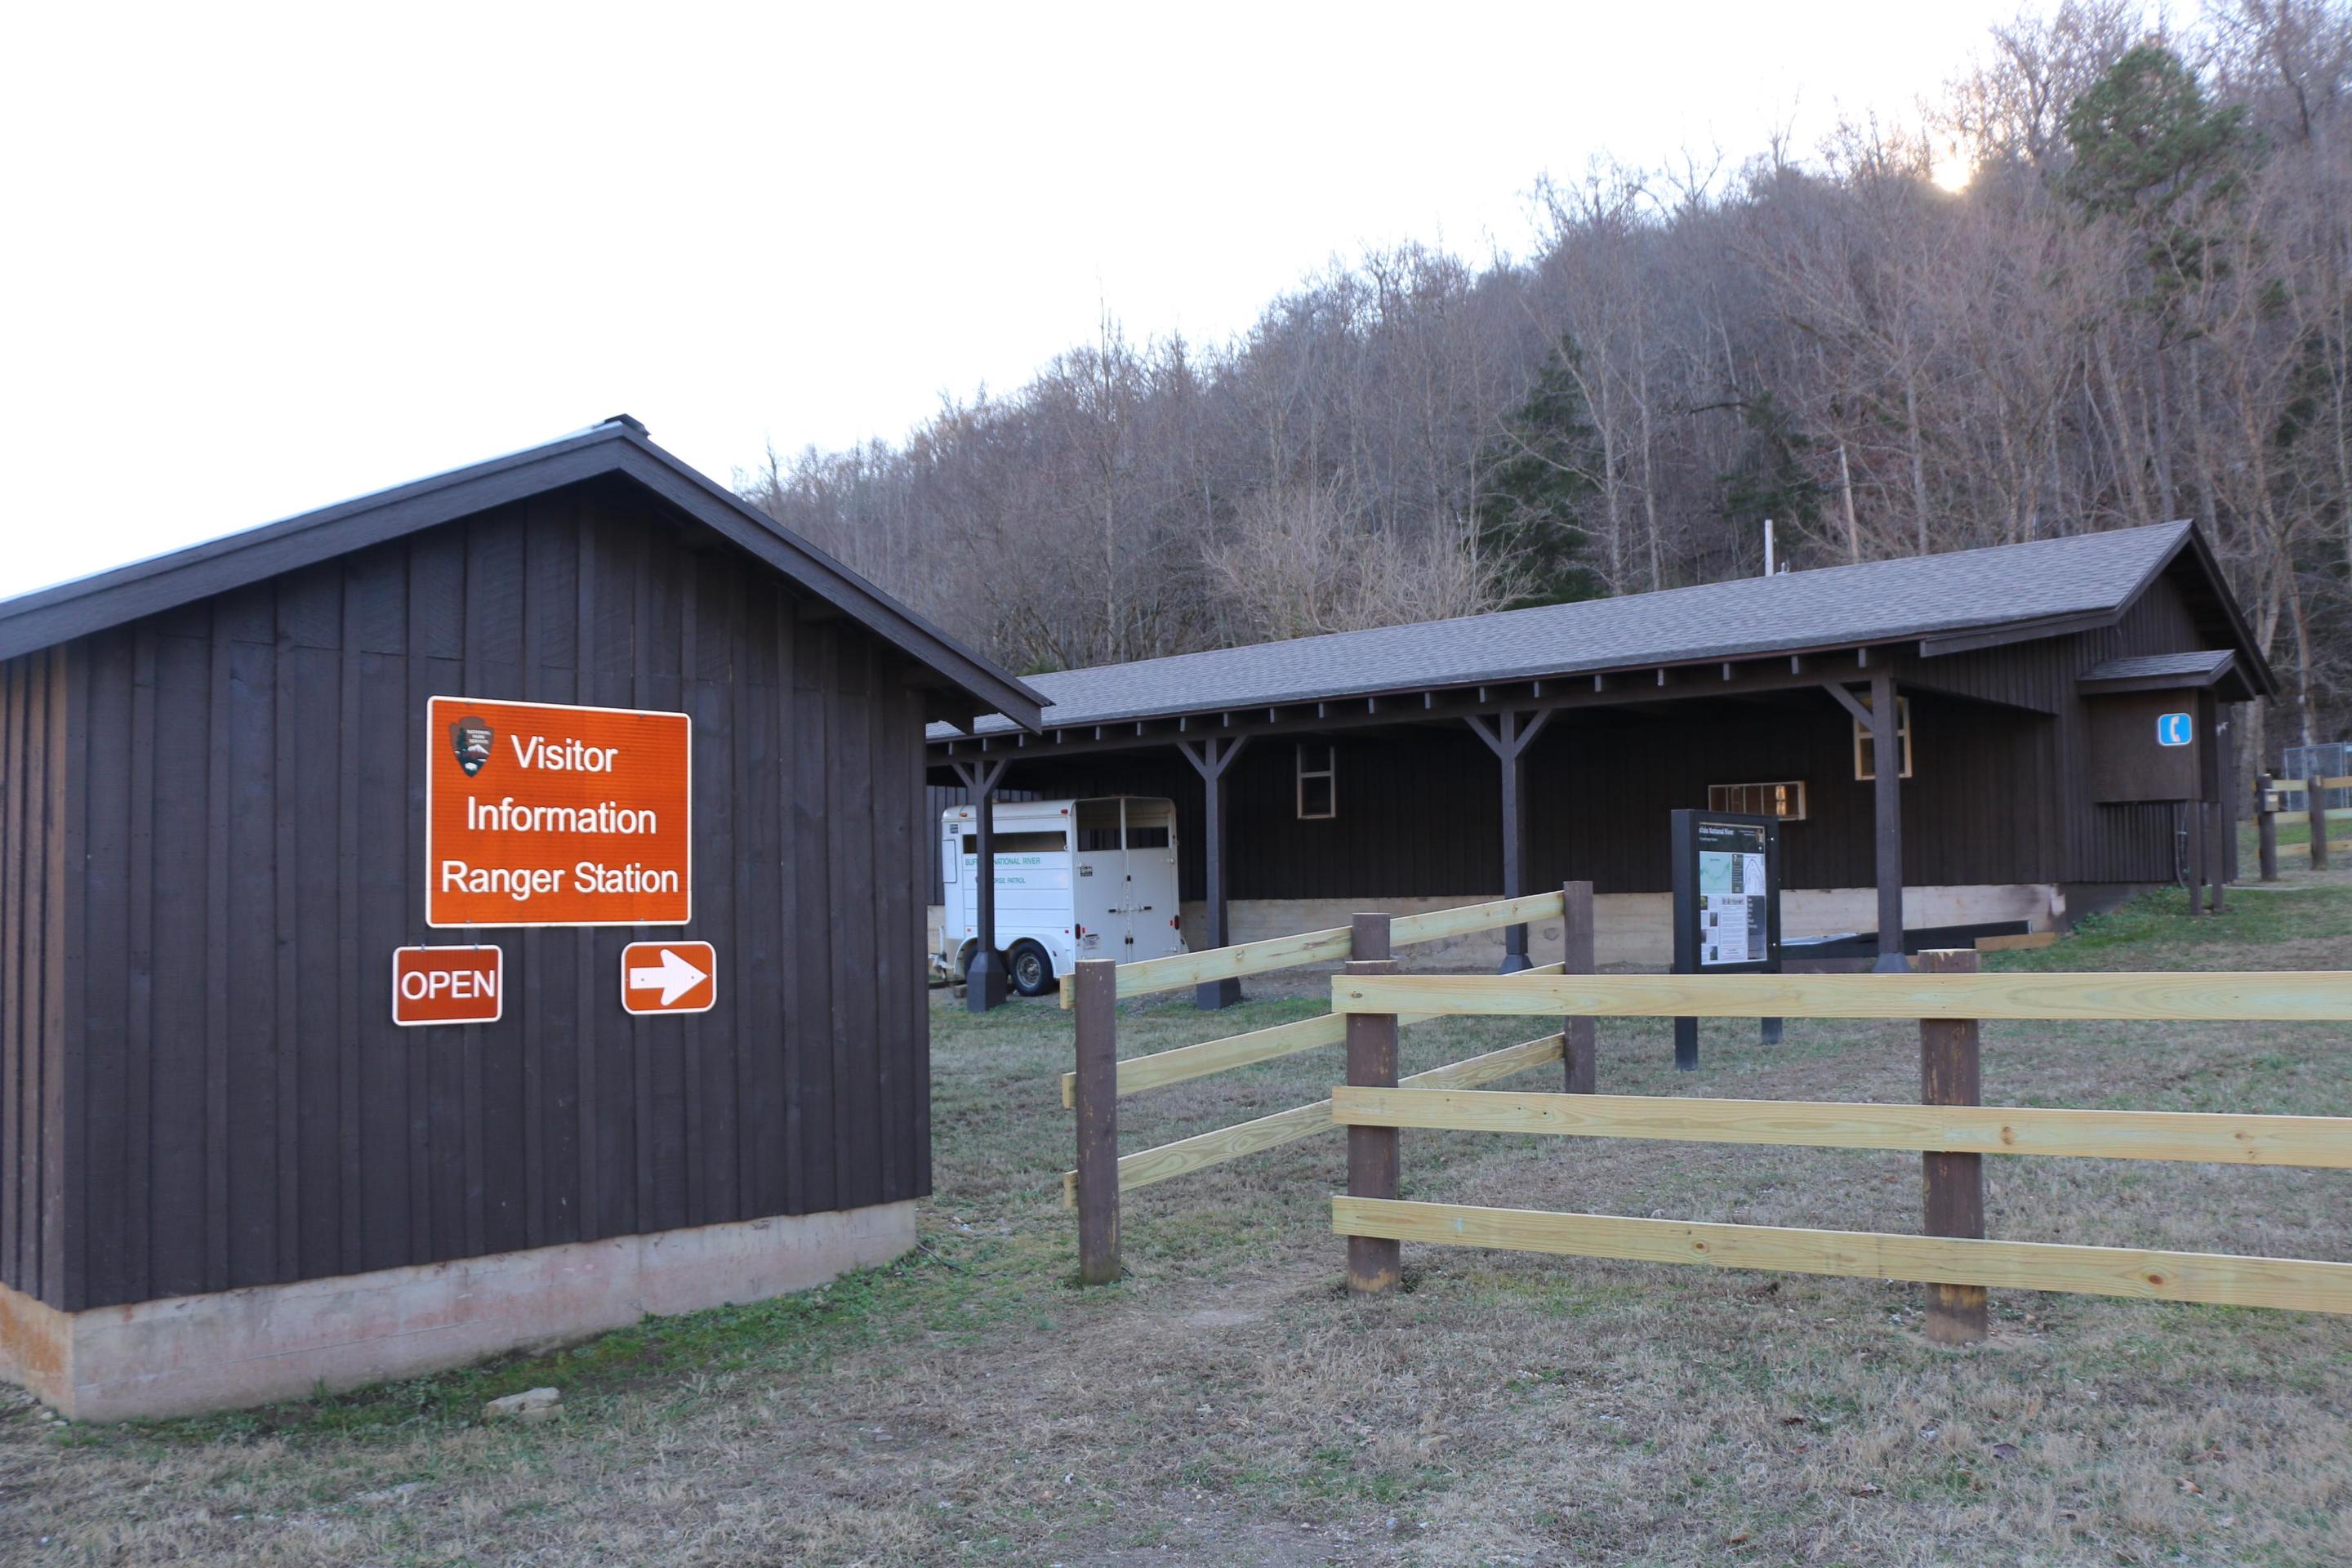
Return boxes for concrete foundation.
[0,1198,916,1421]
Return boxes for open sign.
[391,946,505,1027]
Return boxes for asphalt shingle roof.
[2078,650,2234,682]
[947,522,2195,736]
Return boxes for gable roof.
[0,416,1045,729]
[941,520,2269,737]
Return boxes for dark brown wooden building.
[0,416,1041,1417]
[930,522,2270,999]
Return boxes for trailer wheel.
[1008,941,1055,997]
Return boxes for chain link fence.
[2279,743,2352,813]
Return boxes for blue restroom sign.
[2156,711,2193,747]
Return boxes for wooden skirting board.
[1329,1088,2352,1168]
[1330,1198,2352,1315]
[1334,970,2352,1022]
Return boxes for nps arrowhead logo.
[450,716,495,777]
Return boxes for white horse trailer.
[939,796,1185,996]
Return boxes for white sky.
[0,0,2029,600]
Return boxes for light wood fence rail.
[1059,889,1571,1009]
[1062,885,1595,1284]
[1327,960,2352,1334]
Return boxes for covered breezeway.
[929,521,2271,1008]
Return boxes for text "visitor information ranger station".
[426,695,693,927]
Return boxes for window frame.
[1295,741,1338,820]
[1853,695,1914,782]
[1705,780,1809,821]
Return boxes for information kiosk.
[1668,808,1784,1070]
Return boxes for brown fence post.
[2256,773,2278,883]
[1917,948,1986,1344]
[1073,958,1120,1285]
[2310,776,2330,870]
[1561,880,1597,1094]
[1346,912,1401,1295]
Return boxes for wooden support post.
[950,757,1010,1011]
[1561,880,1596,1094]
[1667,818,1698,1070]
[1467,710,1551,973]
[1868,670,1906,972]
[2310,775,2329,871]
[2257,773,2279,882]
[2185,800,2205,918]
[1345,913,1401,1294]
[1499,743,1532,971]
[1917,947,1986,1344]
[1072,958,1120,1285]
[1179,736,1248,1009]
[1822,679,1905,972]
[2200,692,2224,913]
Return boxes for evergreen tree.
[1716,392,1824,546]
[2063,42,2252,296]
[1476,336,1605,606]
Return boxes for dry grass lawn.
[4,842,2350,1565]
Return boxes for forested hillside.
[742,1,2352,768]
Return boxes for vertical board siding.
[79,636,132,1305]
[2,655,25,1294]
[999,688,2054,904]
[27,482,931,1312]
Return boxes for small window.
[1708,781,1808,820]
[1123,800,1176,850]
[1297,742,1337,819]
[1075,800,1122,852]
[993,831,1067,853]
[1853,695,1914,782]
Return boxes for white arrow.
[628,947,707,1006]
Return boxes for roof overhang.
[0,420,1046,731]
[929,643,1940,768]
[2077,650,2250,700]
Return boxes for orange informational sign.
[426,696,691,928]
[390,945,505,1027]
[620,940,717,1015]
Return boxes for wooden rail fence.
[1064,884,1596,1284]
[1329,956,2352,1337]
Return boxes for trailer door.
[1116,797,1134,952]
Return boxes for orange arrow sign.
[619,940,715,1014]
